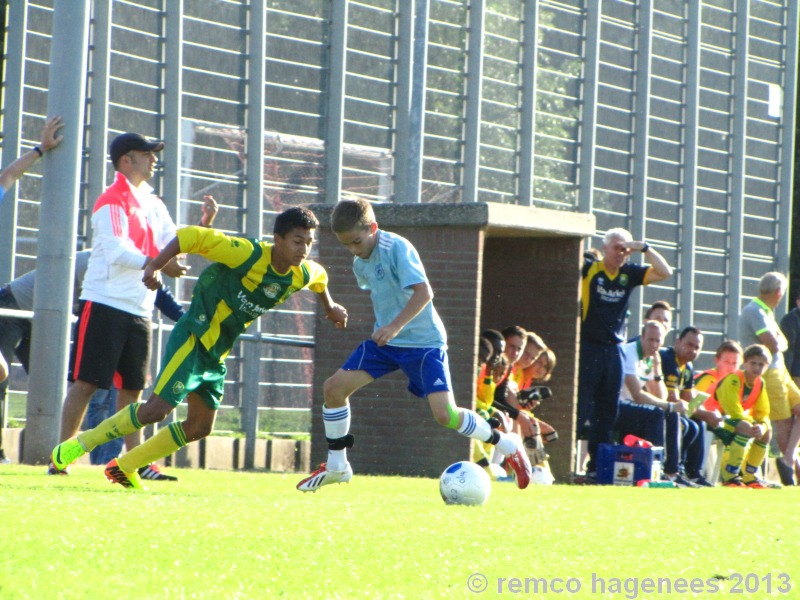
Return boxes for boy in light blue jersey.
[297,198,531,492]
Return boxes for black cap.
[110,132,164,166]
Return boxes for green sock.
[117,422,188,473]
[77,402,143,452]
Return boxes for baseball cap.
[109,132,165,166]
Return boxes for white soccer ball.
[439,461,491,506]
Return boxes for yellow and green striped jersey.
[177,226,328,361]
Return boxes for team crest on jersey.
[598,277,604,286]
[375,264,385,280]
[172,381,185,395]
[620,274,628,287]
[262,283,282,298]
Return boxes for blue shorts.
[341,340,452,398]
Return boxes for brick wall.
[480,237,583,479]
[311,226,482,477]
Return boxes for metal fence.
[580,0,798,354]
[1,0,798,433]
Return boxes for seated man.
[716,344,781,488]
[486,327,538,442]
[472,336,511,477]
[695,340,744,402]
[513,332,556,438]
[512,331,547,391]
[693,340,744,480]
[660,327,716,487]
[615,320,686,485]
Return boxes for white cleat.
[296,462,353,493]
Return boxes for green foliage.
[1,465,798,599]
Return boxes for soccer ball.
[439,461,491,506]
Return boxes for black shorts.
[69,300,151,390]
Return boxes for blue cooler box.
[596,443,663,485]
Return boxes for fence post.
[241,335,262,469]
[24,0,91,464]
[462,0,485,203]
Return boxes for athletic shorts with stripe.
[153,322,226,409]
[69,300,150,390]
[341,339,451,398]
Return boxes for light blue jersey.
[353,229,446,348]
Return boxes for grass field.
[1,464,799,600]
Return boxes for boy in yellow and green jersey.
[717,344,781,489]
[51,206,348,489]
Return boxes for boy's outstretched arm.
[142,237,184,290]
[373,281,432,346]
[317,288,348,329]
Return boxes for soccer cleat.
[775,458,796,486]
[572,471,598,486]
[503,442,532,490]
[105,459,145,490]
[722,477,747,488]
[51,438,86,471]
[688,475,716,487]
[664,473,700,488]
[46,461,69,475]
[138,463,178,481]
[296,462,353,493]
[744,478,782,489]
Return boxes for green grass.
[1,465,799,599]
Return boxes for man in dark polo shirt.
[577,227,673,482]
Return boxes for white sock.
[456,409,493,441]
[455,408,518,459]
[495,432,518,457]
[323,404,350,472]
[491,446,505,465]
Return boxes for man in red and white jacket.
[50,132,216,478]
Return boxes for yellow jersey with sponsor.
[580,257,649,345]
[177,226,327,361]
